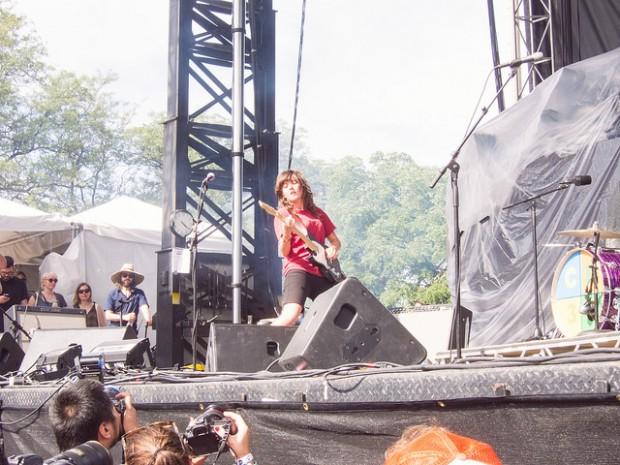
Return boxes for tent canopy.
[0,198,74,265]
[1,196,232,315]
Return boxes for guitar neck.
[259,201,318,252]
[274,212,317,252]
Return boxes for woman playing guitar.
[270,170,342,326]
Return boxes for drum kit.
[550,222,620,337]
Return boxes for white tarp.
[39,196,231,316]
[0,198,74,264]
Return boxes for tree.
[123,114,164,204]
[0,0,45,180]
[2,70,133,213]
[323,152,448,306]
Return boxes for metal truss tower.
[157,0,279,368]
[511,0,554,95]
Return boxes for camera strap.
[211,430,230,465]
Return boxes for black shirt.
[0,278,29,311]
[0,278,29,332]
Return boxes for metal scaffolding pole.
[231,0,245,323]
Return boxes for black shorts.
[283,270,334,306]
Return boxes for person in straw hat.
[104,263,152,332]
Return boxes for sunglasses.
[122,421,187,456]
[121,273,134,279]
[47,278,58,283]
[78,288,91,294]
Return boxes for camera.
[183,405,233,455]
[102,385,125,415]
[8,441,112,465]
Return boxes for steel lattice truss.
[157,0,279,367]
[512,0,554,97]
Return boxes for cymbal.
[558,226,620,239]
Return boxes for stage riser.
[2,403,619,465]
[3,361,620,464]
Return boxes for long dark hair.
[275,169,318,214]
[72,282,92,307]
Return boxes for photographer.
[123,411,256,465]
[49,379,140,451]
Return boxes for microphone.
[559,175,592,187]
[201,172,215,187]
[496,52,545,69]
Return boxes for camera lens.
[44,441,112,465]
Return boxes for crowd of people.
[0,259,152,331]
[47,379,257,465]
[42,378,503,465]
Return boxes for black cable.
[287,0,308,170]
[0,376,72,426]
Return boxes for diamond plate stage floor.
[2,334,620,465]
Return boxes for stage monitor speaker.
[20,326,137,374]
[394,305,472,358]
[206,323,297,372]
[279,277,427,370]
[0,332,24,375]
[89,338,153,368]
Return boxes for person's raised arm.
[277,216,295,257]
[223,411,255,464]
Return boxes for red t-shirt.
[274,207,336,277]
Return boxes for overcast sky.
[14,0,516,167]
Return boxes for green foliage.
[0,0,45,159]
[322,152,447,304]
[123,114,164,204]
[0,1,164,212]
[3,70,133,213]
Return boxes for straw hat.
[110,263,144,285]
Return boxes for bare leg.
[271,302,302,326]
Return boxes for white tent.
[0,198,74,265]
[40,196,231,316]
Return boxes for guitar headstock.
[258,200,279,216]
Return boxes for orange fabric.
[384,427,502,465]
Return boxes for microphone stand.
[3,306,32,343]
[190,179,210,371]
[503,183,572,339]
[431,68,517,360]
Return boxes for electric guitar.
[258,201,345,283]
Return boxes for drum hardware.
[551,234,620,336]
[504,181,582,340]
[560,223,606,331]
[558,225,620,240]
[579,296,593,315]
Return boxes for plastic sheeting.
[449,47,620,346]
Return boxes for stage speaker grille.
[279,277,427,370]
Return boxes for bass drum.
[551,247,620,337]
